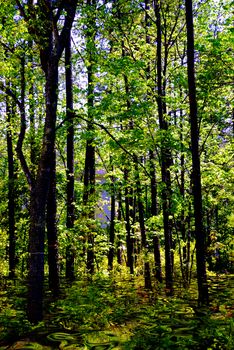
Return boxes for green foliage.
[0,230,8,276]
[0,0,233,347]
[0,270,234,349]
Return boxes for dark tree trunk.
[14,1,77,323]
[28,59,59,323]
[206,208,212,270]
[6,96,16,279]
[46,148,60,295]
[179,107,188,284]
[120,36,136,273]
[149,151,158,217]
[145,0,162,284]
[135,161,146,248]
[185,0,209,305]
[28,40,37,176]
[134,156,152,289]
[186,203,191,283]
[117,192,123,265]
[44,42,59,294]
[83,0,96,274]
[124,169,134,274]
[83,139,95,274]
[65,30,75,281]
[154,0,173,294]
[149,150,162,282]
[108,176,116,270]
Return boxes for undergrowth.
[0,269,233,349]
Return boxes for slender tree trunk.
[120,37,136,273]
[46,148,60,295]
[83,143,95,274]
[65,30,75,281]
[14,0,77,323]
[185,0,209,305]
[83,139,95,274]
[108,173,115,270]
[117,191,123,265]
[44,43,59,294]
[154,0,173,294]
[179,107,188,284]
[6,95,16,279]
[124,169,134,274]
[28,59,59,323]
[149,150,162,283]
[134,156,152,289]
[28,40,37,176]
[82,0,96,275]
[145,0,162,283]
[186,203,192,283]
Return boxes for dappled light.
[0,0,233,348]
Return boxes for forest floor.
[0,270,233,349]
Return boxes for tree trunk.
[65,30,75,281]
[14,0,77,323]
[6,95,16,279]
[46,148,60,295]
[154,0,173,294]
[117,192,123,265]
[108,177,116,270]
[124,169,134,274]
[134,156,152,289]
[83,138,95,274]
[145,0,162,284]
[28,39,37,177]
[83,0,96,274]
[185,0,209,305]
[27,59,59,323]
[149,150,162,282]
[179,107,188,284]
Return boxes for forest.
[0,0,233,349]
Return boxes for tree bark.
[149,150,162,283]
[28,39,37,177]
[108,174,116,270]
[28,58,59,323]
[46,147,60,295]
[82,0,96,274]
[6,95,16,279]
[154,0,173,294]
[134,156,152,289]
[65,30,75,281]
[15,0,78,323]
[117,192,123,265]
[185,0,209,305]
[124,169,134,274]
[145,0,162,284]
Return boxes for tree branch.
[75,113,151,178]
[15,0,28,20]
[0,81,33,188]
[56,1,78,60]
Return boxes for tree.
[14,0,77,323]
[185,0,209,305]
[107,158,116,270]
[6,92,17,279]
[82,0,97,274]
[154,0,174,294]
[65,29,76,281]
